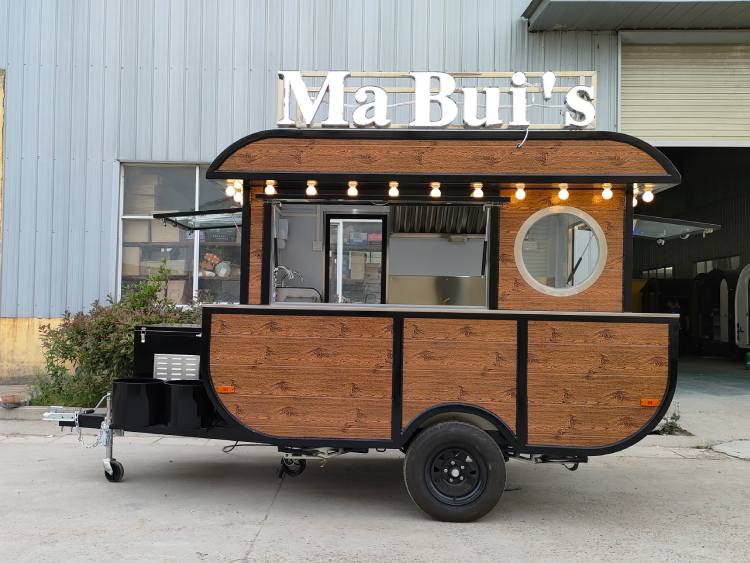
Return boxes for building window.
[642,267,674,280]
[120,164,241,304]
[695,256,741,275]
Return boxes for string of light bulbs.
[228,179,656,203]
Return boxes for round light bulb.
[233,179,243,190]
[225,184,236,197]
[429,182,441,198]
[558,183,569,201]
[602,183,613,200]
[632,196,638,207]
[642,190,654,203]
[233,191,243,203]
[514,183,526,200]
[347,180,358,197]
[264,180,277,196]
[471,182,484,198]
[388,181,399,197]
[305,180,318,197]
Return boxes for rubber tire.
[403,421,505,522]
[105,460,125,483]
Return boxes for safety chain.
[75,393,109,449]
[76,412,102,449]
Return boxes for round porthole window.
[513,206,607,297]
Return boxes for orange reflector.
[216,385,235,394]
[641,398,660,407]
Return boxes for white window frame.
[513,205,608,297]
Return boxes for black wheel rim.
[425,446,486,506]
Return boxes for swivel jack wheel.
[104,459,125,483]
[279,457,306,478]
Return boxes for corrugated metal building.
[0,0,749,376]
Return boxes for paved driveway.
[1,356,749,562]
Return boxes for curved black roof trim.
[206,128,681,186]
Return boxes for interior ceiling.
[391,205,487,235]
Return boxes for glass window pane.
[196,227,242,304]
[520,212,601,290]
[731,256,741,270]
[328,218,384,304]
[666,267,673,279]
[121,218,194,305]
[199,165,241,211]
[123,165,196,215]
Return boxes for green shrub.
[30,264,199,407]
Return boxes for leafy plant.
[652,403,693,436]
[30,264,199,407]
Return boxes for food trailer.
[46,127,681,522]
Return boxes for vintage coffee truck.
[46,125,680,522]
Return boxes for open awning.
[523,1,750,31]
[153,208,242,231]
[633,214,720,242]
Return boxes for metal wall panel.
[621,44,750,144]
[0,0,617,317]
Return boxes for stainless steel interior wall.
[0,0,617,317]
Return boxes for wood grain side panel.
[403,318,516,342]
[402,319,517,431]
[528,406,656,446]
[498,188,625,312]
[219,138,668,177]
[220,397,392,439]
[210,314,392,439]
[212,313,393,339]
[248,188,264,304]
[528,321,668,347]
[527,321,669,447]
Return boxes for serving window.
[271,203,492,308]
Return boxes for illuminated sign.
[277,71,596,129]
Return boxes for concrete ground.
[1,357,749,562]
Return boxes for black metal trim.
[205,128,681,186]
[323,213,388,305]
[516,319,528,445]
[239,189,251,304]
[391,317,404,441]
[488,206,500,310]
[623,186,634,312]
[260,202,272,305]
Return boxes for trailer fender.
[401,404,517,450]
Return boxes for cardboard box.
[140,261,163,275]
[349,252,366,280]
[166,279,187,303]
[151,221,181,243]
[166,259,188,275]
[122,220,150,243]
[121,247,141,276]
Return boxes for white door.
[736,264,750,349]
